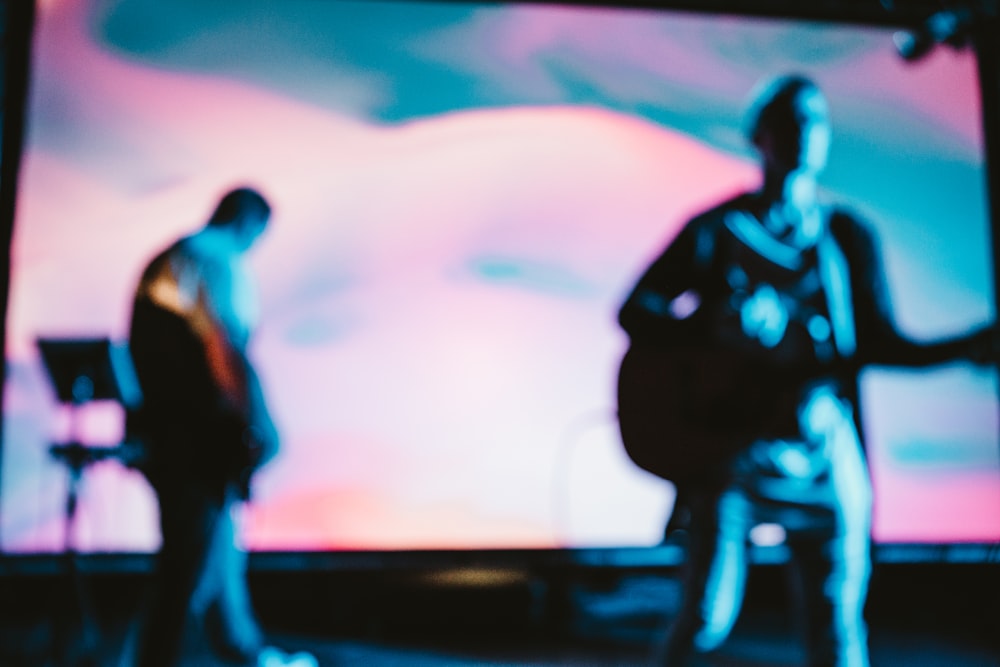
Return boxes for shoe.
[256,645,319,667]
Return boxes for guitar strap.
[721,205,857,359]
[724,210,805,270]
[816,213,857,358]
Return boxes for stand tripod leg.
[51,466,101,667]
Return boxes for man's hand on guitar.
[738,283,789,348]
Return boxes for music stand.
[38,337,141,518]
[36,336,143,667]
[37,337,141,407]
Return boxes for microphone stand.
[35,337,143,667]
[49,406,109,667]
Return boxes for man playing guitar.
[617,75,995,667]
[128,187,313,667]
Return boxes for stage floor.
[1,562,997,666]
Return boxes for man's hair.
[744,74,822,145]
[207,187,271,228]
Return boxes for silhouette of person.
[618,75,995,666]
[127,187,315,667]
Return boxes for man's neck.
[757,170,824,245]
[761,169,819,211]
[192,225,242,256]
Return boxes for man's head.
[746,75,831,178]
[207,186,271,250]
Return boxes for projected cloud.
[2,0,997,552]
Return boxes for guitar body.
[616,343,759,483]
[616,206,852,483]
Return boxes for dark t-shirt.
[620,192,970,383]
[618,193,971,492]
[127,296,247,489]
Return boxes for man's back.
[128,235,251,487]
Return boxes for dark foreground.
[1,548,997,666]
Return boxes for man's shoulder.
[173,233,238,274]
[678,192,754,244]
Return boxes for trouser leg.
[659,489,753,665]
[136,483,224,667]
[788,526,870,667]
[198,491,264,663]
[788,428,872,667]
[663,488,692,544]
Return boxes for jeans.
[660,414,872,667]
[136,479,263,667]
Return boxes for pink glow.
[3,0,997,552]
[6,0,761,551]
[417,7,980,150]
[243,486,557,551]
[872,471,1000,542]
[821,45,982,152]
[415,8,756,106]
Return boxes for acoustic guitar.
[616,342,765,483]
[616,211,860,483]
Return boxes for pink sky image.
[3,0,997,553]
